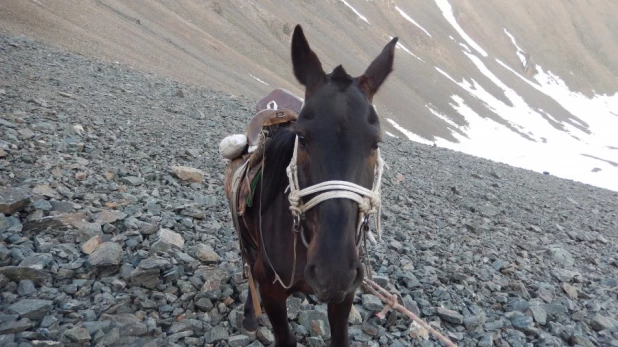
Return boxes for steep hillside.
[1,0,617,191]
[1,34,618,347]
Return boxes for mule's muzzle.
[305,260,364,303]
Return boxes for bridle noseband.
[260,134,384,289]
[286,135,384,247]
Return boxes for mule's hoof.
[240,326,257,340]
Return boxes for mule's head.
[291,25,397,303]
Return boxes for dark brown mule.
[224,25,397,347]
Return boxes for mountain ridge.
[1,0,617,190]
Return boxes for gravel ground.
[1,35,617,347]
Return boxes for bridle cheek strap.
[285,136,384,246]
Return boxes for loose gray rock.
[0,267,50,284]
[229,334,252,347]
[0,186,31,215]
[205,326,230,344]
[120,176,144,186]
[362,294,383,311]
[193,243,221,263]
[88,242,122,266]
[63,326,91,344]
[0,319,34,334]
[8,299,53,320]
[17,279,36,296]
[548,246,575,267]
[437,307,464,325]
[589,314,617,331]
[257,327,275,345]
[101,313,147,336]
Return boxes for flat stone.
[437,307,464,325]
[463,313,486,329]
[101,313,147,336]
[193,244,220,263]
[33,199,52,211]
[204,326,229,344]
[528,305,547,325]
[19,128,35,139]
[548,247,574,267]
[174,251,196,263]
[95,210,127,224]
[131,268,160,289]
[228,334,251,347]
[185,148,200,157]
[0,187,31,215]
[541,303,568,318]
[80,321,111,335]
[0,214,9,233]
[49,200,74,213]
[589,313,617,331]
[0,266,50,284]
[81,235,103,254]
[361,294,383,311]
[172,166,204,183]
[32,185,57,198]
[348,305,362,325]
[23,212,88,233]
[8,299,53,320]
[120,176,144,186]
[562,283,578,299]
[17,279,36,296]
[88,242,122,266]
[306,337,326,347]
[194,298,213,311]
[63,326,91,344]
[19,253,52,270]
[138,256,171,270]
[477,204,500,217]
[0,319,34,334]
[151,228,184,252]
[298,310,330,336]
[257,327,275,345]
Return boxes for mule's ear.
[357,37,398,102]
[291,25,326,98]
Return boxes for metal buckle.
[292,213,302,233]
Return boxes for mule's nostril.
[352,263,364,287]
[306,264,318,281]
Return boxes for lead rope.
[257,135,456,346]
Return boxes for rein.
[259,134,385,289]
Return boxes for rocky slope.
[1,35,618,347]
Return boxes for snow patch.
[434,0,488,57]
[386,118,432,145]
[249,74,269,86]
[395,6,431,37]
[431,62,618,191]
[385,131,399,138]
[503,29,527,66]
[341,0,370,24]
[391,38,423,62]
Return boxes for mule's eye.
[298,135,307,148]
[372,143,380,151]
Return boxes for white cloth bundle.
[219,134,248,159]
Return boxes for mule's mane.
[261,126,297,209]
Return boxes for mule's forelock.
[329,65,354,91]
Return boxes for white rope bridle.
[260,135,385,289]
[286,135,384,246]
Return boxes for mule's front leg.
[259,282,296,347]
[327,291,355,347]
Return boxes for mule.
[224,24,398,347]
